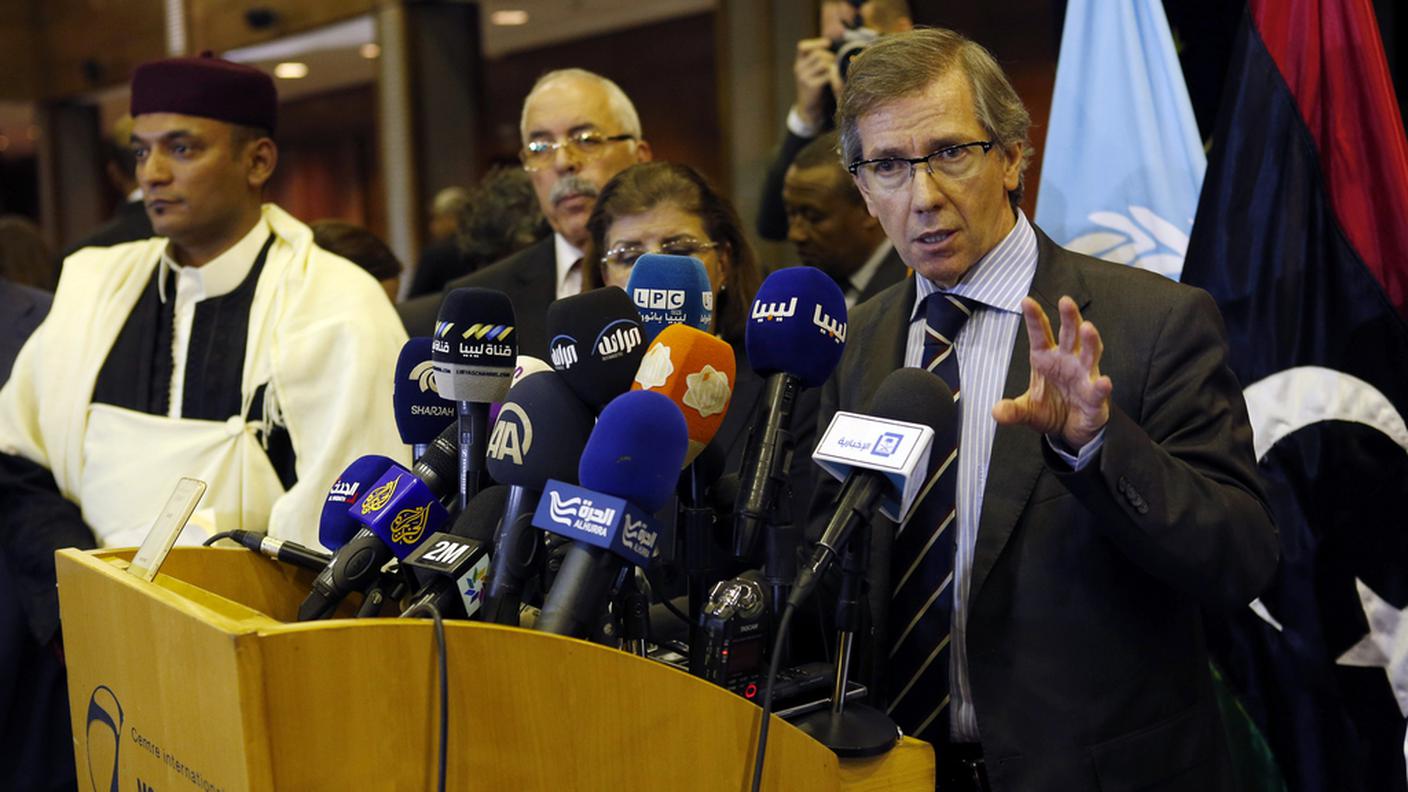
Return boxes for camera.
[698,573,769,691]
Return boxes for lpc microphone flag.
[626,253,714,342]
[632,323,736,467]
[546,287,647,411]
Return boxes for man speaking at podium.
[809,29,1278,791]
[0,55,405,788]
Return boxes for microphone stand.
[795,523,899,756]
[679,463,717,673]
[456,401,489,510]
[617,569,650,657]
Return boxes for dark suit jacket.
[61,200,153,260]
[407,239,475,298]
[853,246,908,306]
[809,228,1278,791]
[398,237,557,358]
[757,130,819,242]
[0,281,50,386]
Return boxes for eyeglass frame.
[600,237,720,270]
[847,140,996,189]
[520,131,637,171]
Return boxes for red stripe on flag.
[1252,0,1408,318]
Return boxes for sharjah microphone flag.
[1034,0,1204,280]
[1181,1,1408,791]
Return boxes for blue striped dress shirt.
[903,211,1101,741]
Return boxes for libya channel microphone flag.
[1181,0,1408,790]
[1033,0,1204,280]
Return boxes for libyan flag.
[1181,0,1408,790]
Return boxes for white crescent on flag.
[1241,365,1408,717]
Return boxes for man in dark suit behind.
[806,29,1277,791]
[398,69,652,357]
[62,116,154,260]
[783,130,905,308]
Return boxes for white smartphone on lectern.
[127,477,207,582]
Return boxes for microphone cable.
[404,600,449,792]
[202,531,236,547]
[749,601,798,792]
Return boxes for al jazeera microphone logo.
[390,504,430,545]
[86,685,123,792]
[360,474,401,515]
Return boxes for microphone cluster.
[229,254,959,739]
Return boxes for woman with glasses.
[583,162,762,343]
[582,163,818,573]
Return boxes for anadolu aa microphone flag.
[1034,0,1204,280]
[1182,1,1408,791]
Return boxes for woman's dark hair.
[310,220,404,283]
[457,165,549,271]
[583,162,761,341]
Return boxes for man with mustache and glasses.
[399,69,652,357]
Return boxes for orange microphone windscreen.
[631,324,737,467]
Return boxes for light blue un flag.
[1034,0,1204,281]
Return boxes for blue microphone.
[352,464,452,559]
[734,267,847,614]
[625,254,713,343]
[481,370,596,625]
[226,454,398,573]
[533,391,687,637]
[296,449,456,621]
[394,338,456,460]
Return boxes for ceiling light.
[359,42,381,59]
[274,62,309,79]
[490,9,529,26]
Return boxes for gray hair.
[837,28,1032,208]
[519,68,642,140]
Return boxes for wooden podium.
[57,547,934,791]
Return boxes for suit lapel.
[519,238,559,302]
[853,277,913,409]
[968,229,1092,609]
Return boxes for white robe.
[0,204,411,549]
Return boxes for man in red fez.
[0,56,408,788]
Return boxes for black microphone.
[432,287,518,509]
[533,391,688,638]
[480,369,595,625]
[789,368,957,609]
[546,287,647,412]
[400,484,511,619]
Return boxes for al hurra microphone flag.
[1034,0,1204,280]
[1181,0,1408,790]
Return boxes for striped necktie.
[887,291,971,743]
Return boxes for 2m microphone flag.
[1181,1,1408,790]
[1034,0,1204,280]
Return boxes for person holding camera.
[755,0,912,242]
